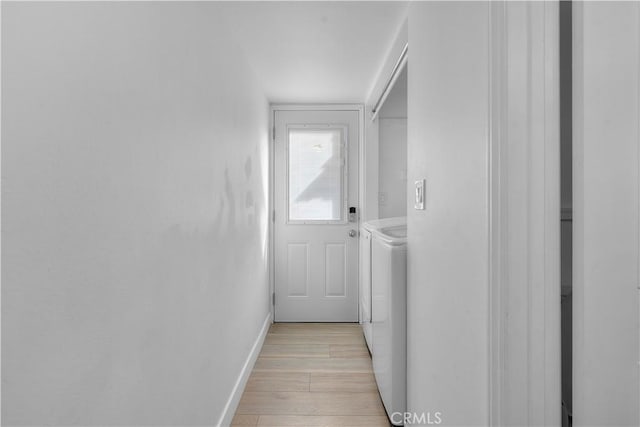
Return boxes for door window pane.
[288,128,344,221]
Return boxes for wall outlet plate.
[415,179,425,210]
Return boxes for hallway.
[232,324,390,426]
[4,2,640,426]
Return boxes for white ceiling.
[219,1,409,104]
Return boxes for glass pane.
[288,128,344,221]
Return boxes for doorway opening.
[560,1,573,425]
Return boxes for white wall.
[407,3,561,425]
[364,19,408,223]
[573,2,640,425]
[378,119,407,218]
[378,67,408,119]
[378,68,407,219]
[407,3,490,424]
[1,3,270,426]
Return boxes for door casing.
[488,2,561,424]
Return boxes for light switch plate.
[414,179,425,210]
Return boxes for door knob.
[349,229,357,238]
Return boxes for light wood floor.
[231,323,391,427]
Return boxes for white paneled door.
[274,109,359,322]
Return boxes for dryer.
[363,217,407,424]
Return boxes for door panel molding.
[325,242,347,298]
[286,242,309,297]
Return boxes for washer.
[364,217,407,424]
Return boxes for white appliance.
[362,217,407,424]
[360,225,373,352]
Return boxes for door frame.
[488,1,561,424]
[268,104,365,322]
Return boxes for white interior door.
[274,109,359,322]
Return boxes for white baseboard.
[216,312,272,427]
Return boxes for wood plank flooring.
[232,323,390,427]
